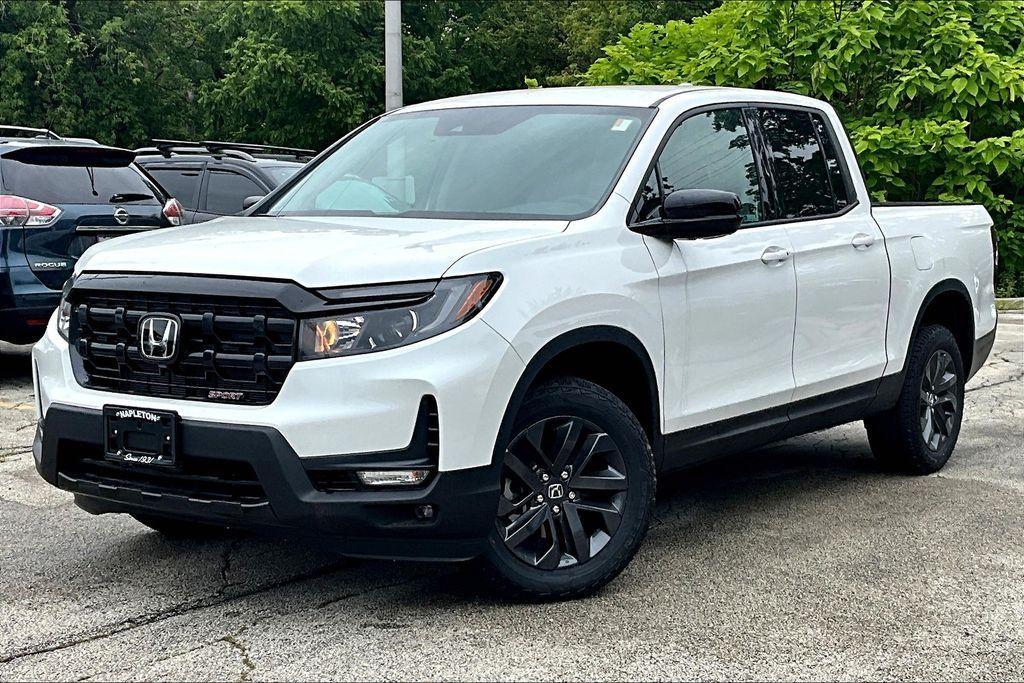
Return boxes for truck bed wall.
[871,203,996,376]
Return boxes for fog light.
[415,504,435,520]
[356,469,432,487]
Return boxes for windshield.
[264,165,301,185]
[264,105,653,220]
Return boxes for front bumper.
[33,313,525,471]
[34,404,502,561]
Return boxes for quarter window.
[656,108,762,224]
[759,108,834,218]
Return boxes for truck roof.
[398,85,832,113]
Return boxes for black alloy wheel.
[496,416,628,569]
[919,349,958,452]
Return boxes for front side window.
[759,108,835,218]
[263,105,653,220]
[656,108,763,224]
[205,170,265,215]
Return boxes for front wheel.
[483,377,656,600]
[865,324,966,474]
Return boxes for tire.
[865,324,966,475]
[482,376,656,600]
[131,513,231,538]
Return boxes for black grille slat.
[69,289,297,405]
[58,442,267,503]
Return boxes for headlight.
[57,275,75,340]
[299,273,501,360]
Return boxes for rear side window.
[0,160,159,205]
[759,108,834,218]
[811,113,852,209]
[146,167,202,208]
[656,108,762,224]
[205,170,265,214]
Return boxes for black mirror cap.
[242,194,266,210]
[631,188,743,240]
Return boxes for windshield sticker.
[611,118,634,132]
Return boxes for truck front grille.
[69,290,297,405]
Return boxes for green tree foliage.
[586,0,1024,284]
[0,0,719,148]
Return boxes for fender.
[492,326,663,467]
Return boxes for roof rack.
[0,125,62,141]
[137,139,316,162]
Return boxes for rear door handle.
[851,233,876,250]
[761,246,791,265]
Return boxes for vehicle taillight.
[162,198,184,226]
[0,195,61,227]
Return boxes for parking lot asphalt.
[0,315,1021,682]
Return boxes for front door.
[642,107,798,436]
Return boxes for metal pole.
[384,0,403,111]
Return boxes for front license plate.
[104,405,178,467]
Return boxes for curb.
[996,298,1023,311]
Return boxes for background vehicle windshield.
[265,105,653,220]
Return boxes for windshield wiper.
[108,192,153,203]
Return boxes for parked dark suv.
[0,126,182,345]
[134,140,312,224]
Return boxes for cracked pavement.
[0,314,1021,681]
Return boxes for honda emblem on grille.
[138,314,181,363]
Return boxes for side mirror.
[242,194,266,211]
[633,189,742,240]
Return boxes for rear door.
[1,150,166,290]
[754,106,889,401]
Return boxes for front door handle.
[851,233,876,250]
[761,246,791,265]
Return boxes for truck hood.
[76,215,566,287]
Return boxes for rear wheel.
[866,325,965,474]
[483,377,655,600]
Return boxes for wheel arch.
[494,326,663,467]
[907,278,975,374]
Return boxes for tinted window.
[206,170,265,214]
[266,105,653,220]
[147,168,202,208]
[657,108,762,224]
[759,109,834,218]
[811,113,851,208]
[1,160,159,205]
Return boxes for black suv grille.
[69,290,297,405]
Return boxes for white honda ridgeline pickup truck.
[33,86,997,599]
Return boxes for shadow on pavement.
[0,343,33,384]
